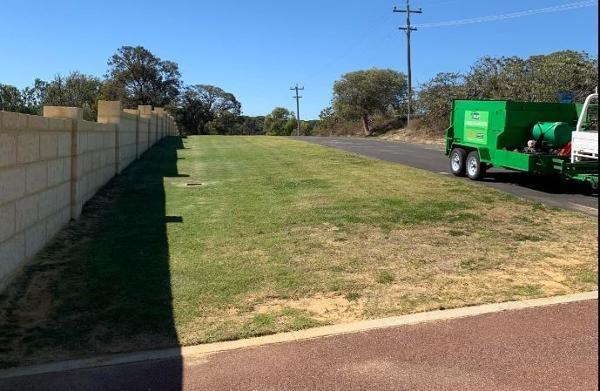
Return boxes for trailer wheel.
[466,151,487,180]
[450,148,467,176]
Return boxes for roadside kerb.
[0,291,597,379]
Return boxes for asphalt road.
[297,137,598,216]
[1,300,596,391]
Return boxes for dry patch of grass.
[0,136,596,368]
[379,127,445,146]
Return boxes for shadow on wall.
[0,137,186,390]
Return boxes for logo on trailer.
[464,110,489,145]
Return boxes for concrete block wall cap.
[43,106,83,121]
[97,101,123,118]
[137,105,153,116]
[1,111,24,131]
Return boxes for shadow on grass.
[0,137,186,390]
[483,170,598,197]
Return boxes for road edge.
[1,291,597,379]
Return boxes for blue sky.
[1,0,597,119]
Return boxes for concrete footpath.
[0,297,597,391]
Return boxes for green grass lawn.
[0,136,597,367]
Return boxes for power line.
[414,0,597,28]
[290,84,304,136]
[301,13,397,86]
[394,0,422,126]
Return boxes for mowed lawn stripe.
[0,136,597,367]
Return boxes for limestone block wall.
[74,119,117,217]
[0,112,73,286]
[137,116,150,156]
[0,101,178,291]
[118,112,138,172]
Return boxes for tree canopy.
[332,69,407,135]
[0,84,24,112]
[174,84,242,135]
[102,46,182,108]
[2,47,596,138]
[43,72,103,121]
[264,107,297,136]
[418,50,599,130]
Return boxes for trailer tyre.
[466,151,486,180]
[450,148,467,176]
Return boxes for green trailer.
[445,95,598,189]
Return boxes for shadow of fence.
[0,137,187,390]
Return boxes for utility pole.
[290,84,304,136]
[394,0,422,126]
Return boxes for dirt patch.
[255,294,365,323]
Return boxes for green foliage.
[102,45,182,108]
[20,79,48,115]
[464,51,597,102]
[1,46,183,120]
[264,107,297,136]
[174,84,241,135]
[417,50,598,132]
[0,80,47,115]
[332,68,407,135]
[417,72,466,130]
[205,111,242,135]
[43,72,103,121]
[320,50,597,136]
[318,106,338,129]
[3,73,102,120]
[0,84,24,112]
[239,115,265,135]
[301,120,318,136]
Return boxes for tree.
[332,69,407,135]
[43,72,103,120]
[315,106,340,135]
[417,72,466,130]
[464,51,598,102]
[415,50,598,133]
[205,111,242,135]
[0,84,24,112]
[520,50,597,102]
[174,84,241,135]
[21,79,48,115]
[264,107,297,136]
[301,120,318,136]
[103,46,181,108]
[239,116,265,135]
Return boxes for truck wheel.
[450,148,467,176]
[466,151,487,180]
